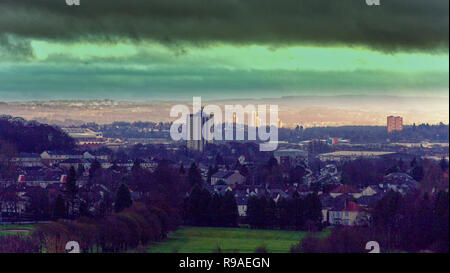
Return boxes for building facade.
[387,116,403,133]
[186,110,214,152]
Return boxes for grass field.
[147,226,330,253]
[0,224,34,236]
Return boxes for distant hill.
[0,115,75,153]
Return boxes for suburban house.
[360,185,383,196]
[0,187,27,214]
[236,196,248,217]
[382,172,419,194]
[320,193,348,224]
[59,158,90,170]
[328,201,367,226]
[40,151,84,166]
[17,173,67,188]
[330,184,360,198]
[211,170,245,186]
[356,192,385,208]
[12,153,43,167]
[82,151,110,161]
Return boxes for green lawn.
[0,224,34,236]
[147,226,330,253]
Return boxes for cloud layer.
[0,0,448,53]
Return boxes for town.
[0,113,448,253]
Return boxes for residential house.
[329,201,368,226]
[83,151,110,161]
[236,196,248,217]
[211,170,245,186]
[12,153,43,167]
[330,184,360,198]
[360,185,383,196]
[60,158,90,170]
[40,151,84,166]
[382,172,419,195]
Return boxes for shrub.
[0,235,40,253]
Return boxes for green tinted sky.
[0,0,448,101]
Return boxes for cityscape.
[0,0,448,261]
[1,112,448,253]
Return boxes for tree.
[247,196,266,229]
[26,187,50,220]
[215,154,224,165]
[439,158,449,172]
[77,163,85,178]
[267,156,278,170]
[0,140,17,181]
[184,185,211,226]
[410,157,417,168]
[114,184,133,213]
[411,165,424,181]
[208,193,222,226]
[239,164,250,183]
[292,191,305,230]
[289,165,306,184]
[278,197,293,229]
[206,166,213,184]
[52,194,66,220]
[179,164,185,175]
[89,159,102,182]
[187,162,202,187]
[432,191,449,252]
[264,198,277,229]
[130,159,147,192]
[303,193,323,228]
[65,166,78,218]
[220,191,238,227]
[0,116,75,153]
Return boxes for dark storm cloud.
[0,35,34,60]
[0,0,448,52]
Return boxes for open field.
[147,226,330,253]
[0,224,34,236]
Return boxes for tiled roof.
[330,184,359,194]
[343,201,364,212]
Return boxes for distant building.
[318,151,396,162]
[40,151,84,165]
[387,116,403,133]
[186,110,214,152]
[62,127,103,139]
[62,127,106,147]
[274,149,308,166]
[60,158,90,170]
[12,153,43,167]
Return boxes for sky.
[0,0,448,101]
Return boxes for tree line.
[1,160,186,253]
[0,116,75,153]
[247,192,322,231]
[1,198,181,253]
[290,190,449,253]
[183,186,238,227]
